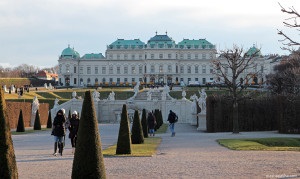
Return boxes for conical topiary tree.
[0,88,18,178]
[16,109,25,132]
[34,109,41,130]
[116,104,132,154]
[158,110,163,127]
[131,110,144,144]
[46,110,52,128]
[68,110,71,120]
[154,109,160,130]
[141,109,148,138]
[72,90,106,179]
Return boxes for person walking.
[167,110,178,137]
[147,112,156,136]
[52,109,66,156]
[68,110,80,154]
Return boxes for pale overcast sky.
[0,0,299,68]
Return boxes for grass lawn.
[102,137,162,157]
[102,123,167,157]
[217,137,300,151]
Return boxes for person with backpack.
[167,110,178,137]
[52,109,66,156]
[68,110,80,154]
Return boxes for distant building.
[36,70,58,81]
[57,33,281,87]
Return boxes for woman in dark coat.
[68,110,80,154]
[52,109,66,156]
[147,112,156,136]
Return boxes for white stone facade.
[58,34,279,87]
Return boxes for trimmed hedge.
[116,104,132,154]
[0,88,18,178]
[207,95,300,134]
[141,109,148,138]
[72,90,106,178]
[16,109,25,132]
[33,110,41,130]
[131,110,144,144]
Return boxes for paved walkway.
[13,124,300,179]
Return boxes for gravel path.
[13,124,300,179]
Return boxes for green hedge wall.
[206,96,281,133]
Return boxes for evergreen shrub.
[72,90,106,179]
[33,110,41,130]
[16,109,25,132]
[116,104,132,154]
[131,110,144,144]
[0,88,18,178]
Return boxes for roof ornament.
[155,31,157,35]
[166,31,168,35]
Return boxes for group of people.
[52,108,177,156]
[147,110,178,137]
[51,109,80,156]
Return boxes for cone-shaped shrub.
[154,109,160,130]
[116,104,132,154]
[141,109,148,138]
[68,110,71,120]
[158,110,163,127]
[34,110,41,130]
[46,110,52,128]
[0,88,18,178]
[131,110,144,144]
[16,109,25,132]
[72,90,106,179]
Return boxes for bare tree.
[278,3,300,49]
[267,50,300,98]
[212,45,260,133]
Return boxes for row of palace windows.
[62,65,217,75]
[108,53,214,60]
[68,77,214,85]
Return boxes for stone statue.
[31,96,40,126]
[93,90,100,101]
[48,83,53,90]
[44,83,48,89]
[198,89,207,113]
[54,98,59,108]
[134,81,140,94]
[163,85,170,94]
[182,89,186,100]
[72,91,77,99]
[108,91,115,101]
[147,90,152,100]
[190,94,198,114]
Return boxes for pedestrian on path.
[68,110,80,154]
[167,110,178,137]
[147,112,156,136]
[51,109,66,156]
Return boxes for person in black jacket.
[167,110,178,137]
[52,109,66,156]
[68,111,80,154]
[147,112,156,136]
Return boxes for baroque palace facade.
[58,33,276,87]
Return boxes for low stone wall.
[6,101,49,129]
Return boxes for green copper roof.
[61,45,80,58]
[147,34,175,46]
[109,39,145,49]
[178,39,214,49]
[82,53,105,59]
[246,45,262,56]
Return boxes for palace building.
[58,33,277,87]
